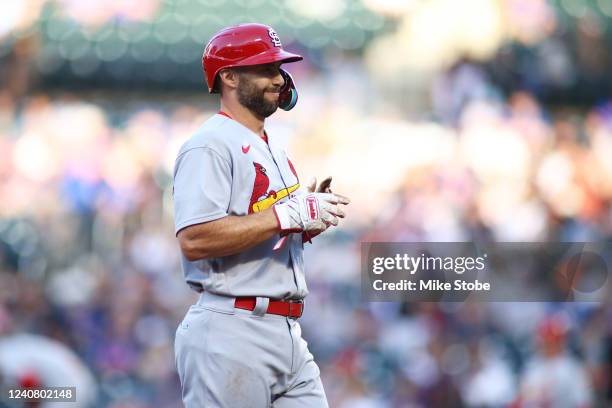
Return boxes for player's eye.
[262,65,279,76]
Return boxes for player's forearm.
[177,209,280,261]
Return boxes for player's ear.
[218,68,239,93]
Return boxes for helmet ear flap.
[278,69,298,111]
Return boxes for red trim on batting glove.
[302,230,323,244]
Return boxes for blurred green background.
[0,0,611,407]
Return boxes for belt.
[234,297,304,318]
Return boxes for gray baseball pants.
[175,292,328,407]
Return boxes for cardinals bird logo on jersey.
[248,162,270,214]
[287,158,298,182]
[248,162,300,214]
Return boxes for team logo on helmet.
[268,28,282,47]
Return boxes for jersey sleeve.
[173,147,232,235]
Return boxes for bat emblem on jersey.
[248,162,300,213]
[242,143,250,154]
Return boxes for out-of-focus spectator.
[0,333,97,407]
[516,315,593,408]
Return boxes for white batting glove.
[273,193,349,233]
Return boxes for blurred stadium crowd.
[1,0,612,407]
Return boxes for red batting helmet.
[202,23,303,93]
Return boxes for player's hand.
[307,176,333,193]
[305,176,350,224]
[273,192,350,233]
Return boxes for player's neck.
[220,101,265,137]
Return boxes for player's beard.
[237,77,279,118]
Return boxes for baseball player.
[173,23,350,407]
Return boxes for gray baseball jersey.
[173,112,307,299]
